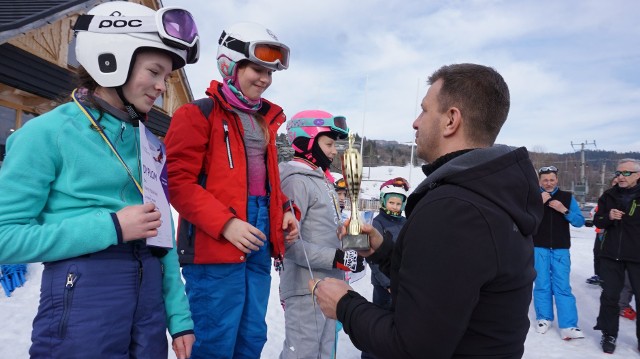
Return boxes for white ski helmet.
[74,2,200,88]
[379,177,410,210]
[217,22,289,81]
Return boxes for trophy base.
[342,233,370,251]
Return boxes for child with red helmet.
[361,177,409,359]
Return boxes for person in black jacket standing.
[310,63,543,358]
[593,158,640,354]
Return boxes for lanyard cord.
[325,178,343,223]
[71,88,143,196]
[287,205,325,350]
[288,205,315,281]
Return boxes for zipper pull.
[65,273,77,289]
[120,122,126,141]
[222,120,234,169]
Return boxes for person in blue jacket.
[0,2,199,358]
[361,177,409,359]
[369,177,409,309]
[533,165,585,340]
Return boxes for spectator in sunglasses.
[587,176,619,287]
[311,63,544,358]
[587,176,635,324]
[533,165,586,340]
[164,21,298,358]
[0,2,199,358]
[593,158,640,354]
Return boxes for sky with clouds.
[163,0,640,154]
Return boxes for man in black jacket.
[311,63,543,358]
[593,158,640,354]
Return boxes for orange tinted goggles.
[254,44,287,63]
[219,31,290,70]
[248,42,289,70]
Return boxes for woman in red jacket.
[165,22,298,359]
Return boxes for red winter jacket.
[165,80,292,264]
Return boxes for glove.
[333,249,365,273]
[1,264,28,297]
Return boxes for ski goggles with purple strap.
[74,7,200,64]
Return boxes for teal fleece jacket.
[0,101,193,336]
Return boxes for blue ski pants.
[183,195,271,359]
[533,247,579,328]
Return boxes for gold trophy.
[341,132,369,250]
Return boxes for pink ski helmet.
[286,110,349,152]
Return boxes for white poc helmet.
[74,2,199,88]
[217,22,289,81]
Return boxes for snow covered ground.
[1,165,638,358]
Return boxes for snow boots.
[601,333,616,354]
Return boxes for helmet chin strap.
[115,86,144,126]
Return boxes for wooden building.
[0,0,194,166]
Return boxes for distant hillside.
[276,134,639,202]
[276,134,420,167]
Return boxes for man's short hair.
[428,63,510,146]
[618,158,640,171]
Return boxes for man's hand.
[308,278,352,319]
[609,208,625,220]
[338,219,384,257]
[172,333,195,359]
[547,199,568,214]
[282,211,299,244]
[541,192,551,204]
[221,218,266,253]
[116,203,161,241]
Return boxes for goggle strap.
[293,117,349,135]
[74,15,158,33]
[220,34,249,57]
[73,14,93,31]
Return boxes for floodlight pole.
[570,140,597,206]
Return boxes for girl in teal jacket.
[0,2,199,358]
